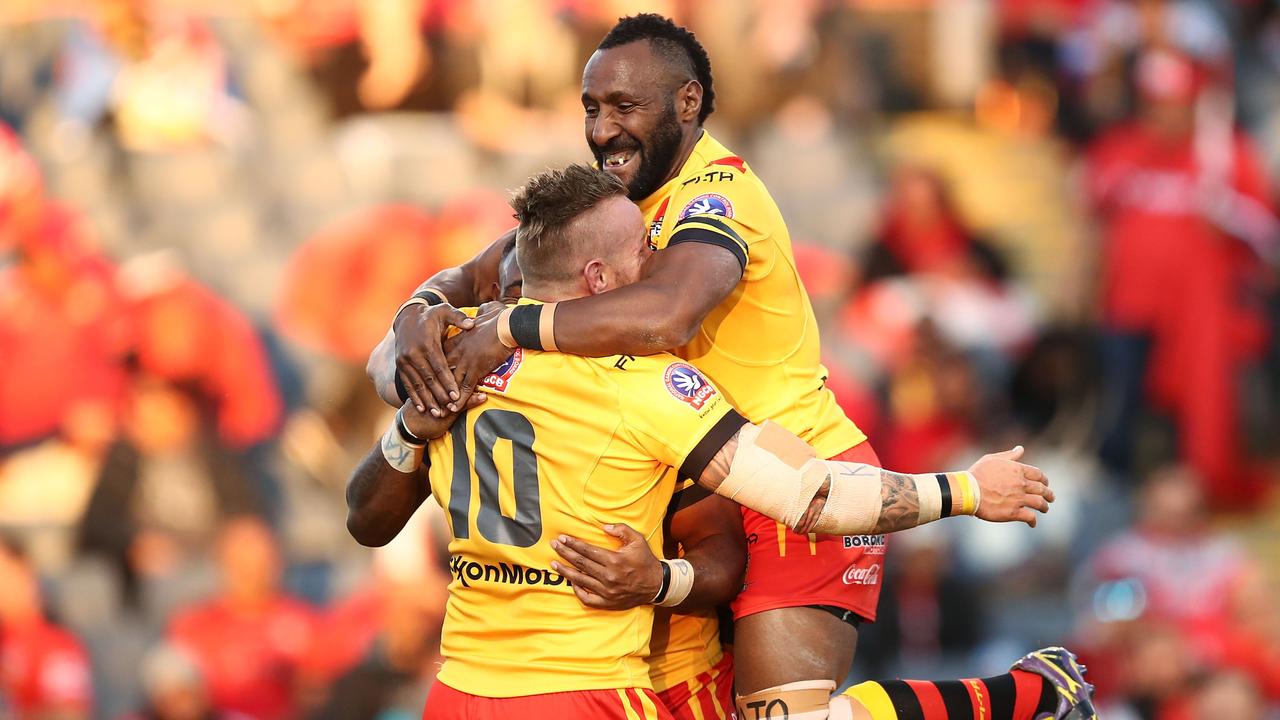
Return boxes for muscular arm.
[549,242,742,355]
[697,427,1052,535]
[345,442,430,547]
[665,492,746,610]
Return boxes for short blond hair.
[510,164,626,284]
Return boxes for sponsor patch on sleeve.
[679,193,734,221]
[663,362,717,410]
[481,349,523,393]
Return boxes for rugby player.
[370,15,1094,720]
[349,165,1060,719]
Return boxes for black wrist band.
[508,304,544,350]
[414,289,447,306]
[394,373,410,403]
[652,560,672,604]
[395,407,426,445]
[936,473,953,518]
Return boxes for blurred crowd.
[1,1,1279,718]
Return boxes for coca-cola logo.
[842,563,881,586]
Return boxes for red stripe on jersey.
[709,156,746,173]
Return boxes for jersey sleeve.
[615,356,749,481]
[665,161,773,274]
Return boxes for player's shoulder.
[671,137,772,219]
[601,354,721,412]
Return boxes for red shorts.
[424,680,674,720]
[730,442,886,623]
[656,652,736,720]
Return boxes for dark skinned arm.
[436,242,743,415]
[550,491,746,611]
[345,394,485,546]
[367,229,514,410]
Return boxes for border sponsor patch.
[664,362,717,410]
[679,193,734,220]
[481,348,523,393]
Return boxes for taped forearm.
[711,421,980,535]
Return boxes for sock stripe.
[984,674,1016,719]
[880,680,925,719]
[904,680,947,718]
[1010,669,1049,719]
[943,679,977,718]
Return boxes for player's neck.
[520,281,586,304]
[654,127,704,192]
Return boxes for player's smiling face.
[582,41,690,202]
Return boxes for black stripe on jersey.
[679,409,749,482]
[666,483,714,517]
[668,226,747,271]
[675,214,746,249]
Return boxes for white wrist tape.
[714,421,827,529]
[656,559,694,607]
[380,412,425,473]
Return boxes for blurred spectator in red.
[126,643,247,720]
[0,125,129,453]
[0,536,94,719]
[168,516,316,720]
[121,252,283,450]
[1085,466,1254,656]
[276,205,445,365]
[861,166,1009,286]
[839,166,1035,374]
[1089,49,1276,507]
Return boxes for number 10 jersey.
[425,298,743,698]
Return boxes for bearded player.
[370,15,1093,720]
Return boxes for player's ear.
[583,258,609,295]
[678,80,702,123]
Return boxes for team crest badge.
[679,193,734,220]
[664,363,717,410]
[481,349,523,393]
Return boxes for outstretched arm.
[696,421,1053,536]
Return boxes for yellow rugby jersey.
[426,300,747,698]
[638,131,866,459]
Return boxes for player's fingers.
[464,392,487,409]
[1025,479,1055,503]
[1019,463,1046,483]
[551,561,609,597]
[572,584,611,609]
[550,538,606,575]
[1018,507,1037,527]
[396,362,431,414]
[603,524,642,543]
[1025,493,1051,513]
[993,445,1025,461]
[557,535,614,566]
[421,340,460,405]
[441,307,475,331]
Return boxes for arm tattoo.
[874,470,921,533]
